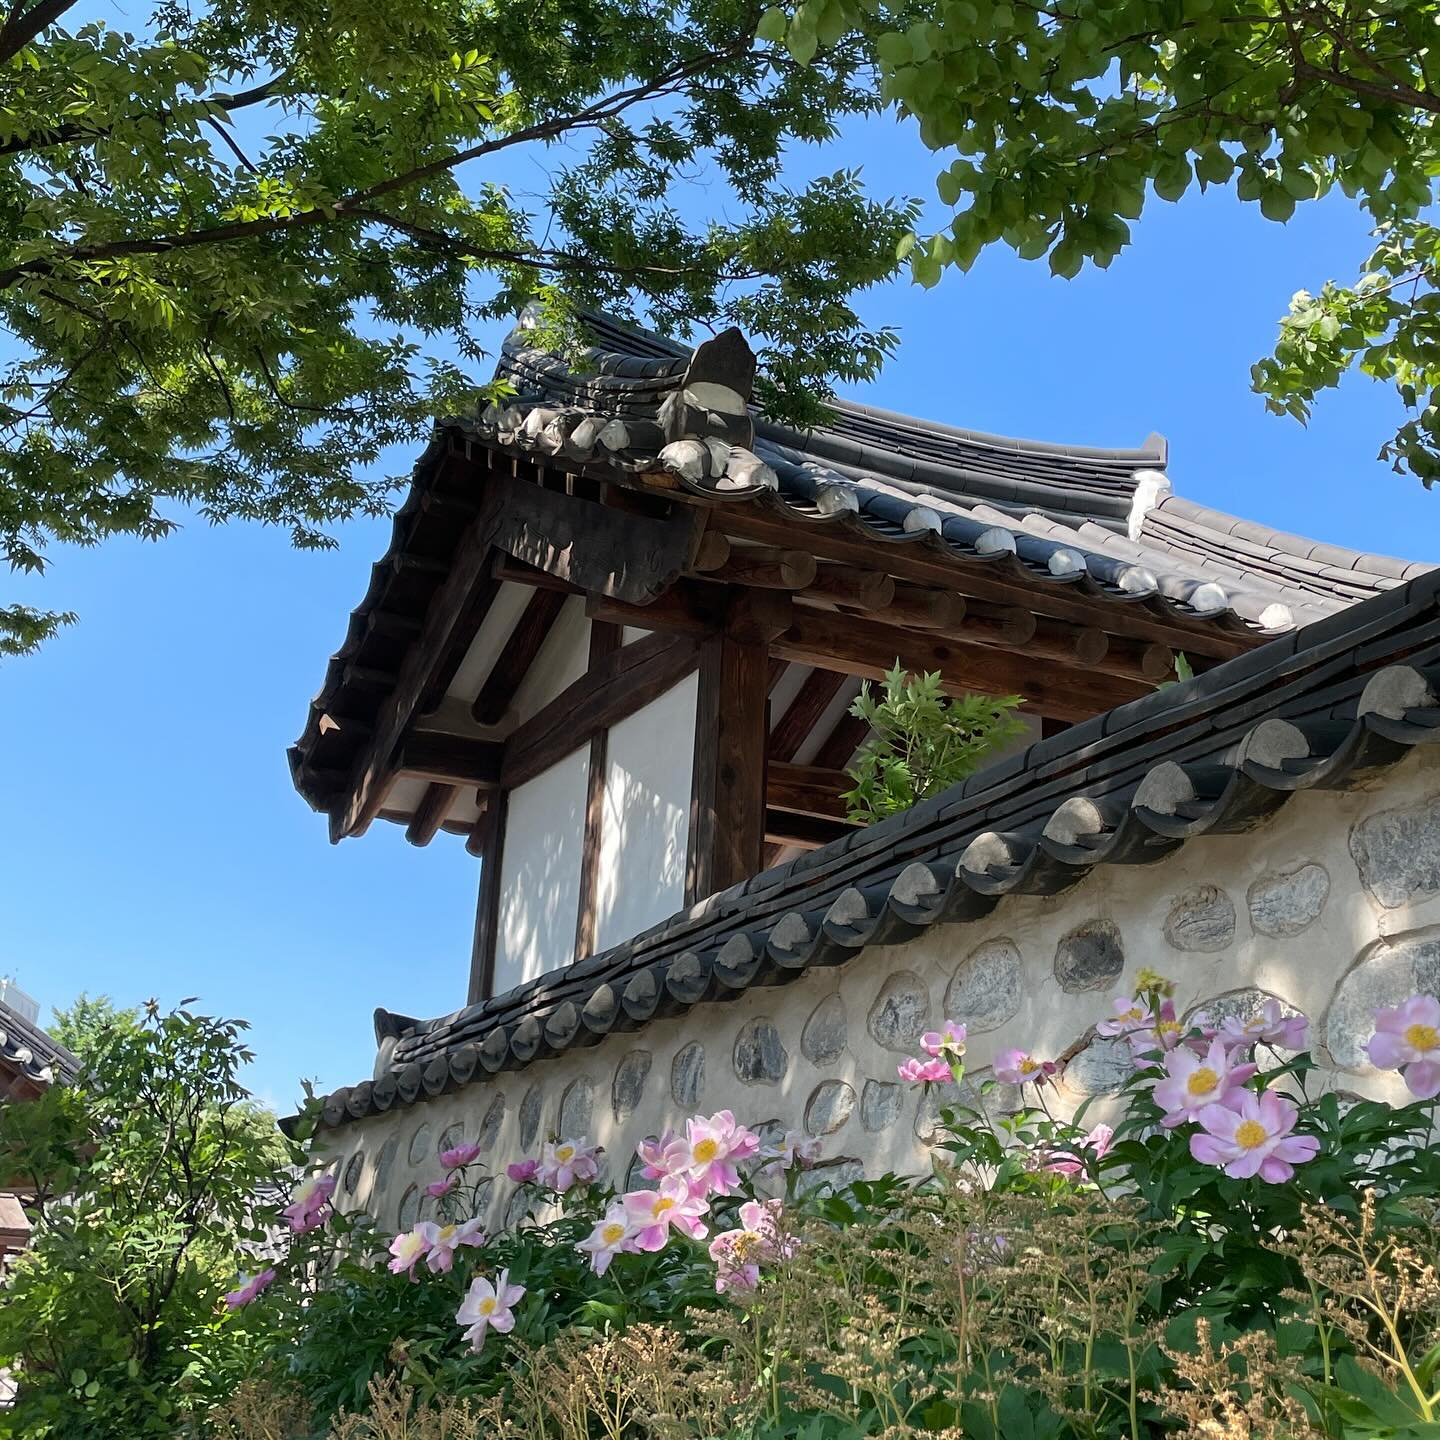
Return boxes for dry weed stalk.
[328,1374,484,1440]
[209,1378,313,1440]
[1154,1318,1310,1440]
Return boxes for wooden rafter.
[767,761,853,822]
[406,782,459,846]
[470,586,569,724]
[769,668,846,762]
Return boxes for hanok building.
[292,310,1440,1227]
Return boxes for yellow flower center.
[1405,1023,1439,1052]
[601,1222,626,1245]
[555,1145,575,1162]
[1234,1120,1268,1150]
[1019,1057,1040,1074]
[438,1225,456,1243]
[1186,1067,1219,1097]
[478,1297,497,1316]
[692,1137,720,1164]
[653,1196,676,1216]
[1156,1020,1182,1037]
[1121,1007,1144,1022]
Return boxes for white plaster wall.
[594,673,697,953]
[493,748,589,994]
[324,748,1440,1237]
[512,597,591,723]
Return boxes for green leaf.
[756,7,788,40]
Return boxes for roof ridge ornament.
[1127,467,1172,542]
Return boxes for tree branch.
[0,0,77,65]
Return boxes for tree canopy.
[762,0,1440,488]
[0,0,916,654]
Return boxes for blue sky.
[4,93,1438,1113]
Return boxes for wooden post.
[574,623,621,960]
[467,790,507,1005]
[686,622,770,904]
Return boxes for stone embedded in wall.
[734,1019,788,1085]
[1350,794,1440,909]
[804,1080,856,1136]
[343,1151,364,1195]
[1326,929,1440,1068]
[868,971,931,1050]
[914,1069,1020,1144]
[504,1186,531,1231]
[407,1122,432,1167]
[801,994,848,1064]
[860,1079,903,1133]
[478,1095,505,1152]
[797,1157,864,1196]
[519,1084,544,1150]
[1163,885,1236,953]
[398,1183,420,1231]
[1184,987,1303,1041]
[438,1123,466,1159]
[612,1050,652,1122]
[944,938,1023,1032]
[624,1152,650,1191]
[1060,1036,1132,1095]
[1055,920,1124,992]
[672,1042,706,1108]
[559,1077,595,1138]
[1248,863,1330,938]
[373,1136,398,1197]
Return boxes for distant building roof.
[0,999,79,1100]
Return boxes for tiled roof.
[311,567,1440,1129]
[0,1000,78,1092]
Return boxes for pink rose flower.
[425,1175,458,1200]
[537,1138,600,1193]
[921,1021,967,1061]
[622,1176,710,1251]
[1189,1090,1319,1182]
[440,1141,484,1170]
[421,1217,486,1274]
[1096,996,1154,1038]
[281,1173,336,1235]
[707,1199,793,1294]
[456,1270,525,1353]
[578,1204,634,1276]
[1126,1000,1186,1061]
[1215,999,1310,1053]
[993,1048,1058,1087]
[1044,1124,1115,1178]
[387,1227,430,1279]
[636,1129,685,1181]
[505,1158,540,1184]
[223,1267,276,1309]
[1367,995,1440,1099]
[1149,1037,1256,1128]
[673,1111,761,1196]
[898,1056,951,1084]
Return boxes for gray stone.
[1055,920,1124,992]
[624,1152,650,1191]
[804,1080,856,1136]
[407,1122,432,1167]
[504,1186,531,1231]
[867,971,931,1050]
[751,1118,785,1150]
[1351,795,1440,908]
[861,1079,904,1133]
[438,1123,467,1159]
[1163,885,1236,952]
[373,1136,398,1196]
[559,1077,594,1138]
[343,1151,364,1195]
[734,1019,788,1085]
[1062,1036,1134,1095]
[519,1084,544,1150]
[1184,987,1302,1040]
[478,1095,505,1152]
[1326,929,1440,1068]
[612,1050,652,1121]
[913,1069,1021,1144]
[944,938,1024,1032]
[672,1042,706,1108]
[801,994,848,1064]
[796,1158,864,1196]
[1248,863,1330,938]
[397,1183,420,1231]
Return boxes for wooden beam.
[771,607,1146,722]
[471,585,569,724]
[812,709,870,770]
[767,761,854,822]
[687,628,769,903]
[467,791,507,1003]
[887,583,967,630]
[769,667,846,761]
[764,808,855,852]
[710,509,1251,661]
[491,554,581,595]
[502,632,701,790]
[394,733,504,787]
[574,623,620,961]
[406,782,459,846]
[584,581,725,638]
[692,528,732,573]
[698,546,817,590]
[334,487,504,842]
[803,564,895,612]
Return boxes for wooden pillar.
[574,623,621,960]
[467,790,507,1005]
[686,628,769,903]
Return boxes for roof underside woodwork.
[289,312,1430,849]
